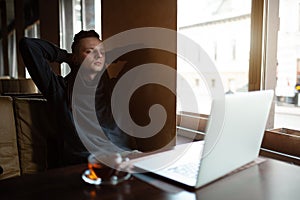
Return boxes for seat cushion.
[14,97,63,174]
[0,96,21,180]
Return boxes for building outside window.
[177,0,251,114]
[177,0,300,131]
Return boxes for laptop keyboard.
[166,162,200,179]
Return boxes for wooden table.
[0,158,299,200]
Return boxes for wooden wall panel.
[38,0,60,75]
[102,0,177,152]
[249,0,264,91]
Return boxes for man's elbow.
[18,37,30,53]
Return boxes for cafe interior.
[0,0,299,199]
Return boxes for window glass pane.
[81,0,101,36]
[8,30,17,78]
[24,21,40,38]
[73,0,82,34]
[60,0,101,76]
[177,0,252,114]
[274,0,300,130]
[94,0,102,36]
[82,0,95,30]
[60,0,74,76]
[25,21,40,78]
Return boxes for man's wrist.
[55,49,70,64]
[64,53,74,66]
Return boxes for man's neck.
[83,73,98,82]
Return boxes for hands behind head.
[65,53,79,69]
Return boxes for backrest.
[0,79,38,95]
[260,128,300,165]
[18,79,39,93]
[0,96,21,180]
[14,97,63,174]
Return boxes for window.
[59,0,102,76]
[24,21,40,38]
[177,0,300,131]
[298,2,300,32]
[274,0,300,130]
[8,30,17,78]
[214,41,218,61]
[177,0,252,115]
[24,21,40,78]
[231,39,236,61]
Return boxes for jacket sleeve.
[19,37,69,64]
[18,37,69,97]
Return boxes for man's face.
[76,37,105,73]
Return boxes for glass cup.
[82,153,131,186]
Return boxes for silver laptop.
[133,90,274,189]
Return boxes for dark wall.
[102,0,177,152]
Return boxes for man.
[19,30,136,165]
